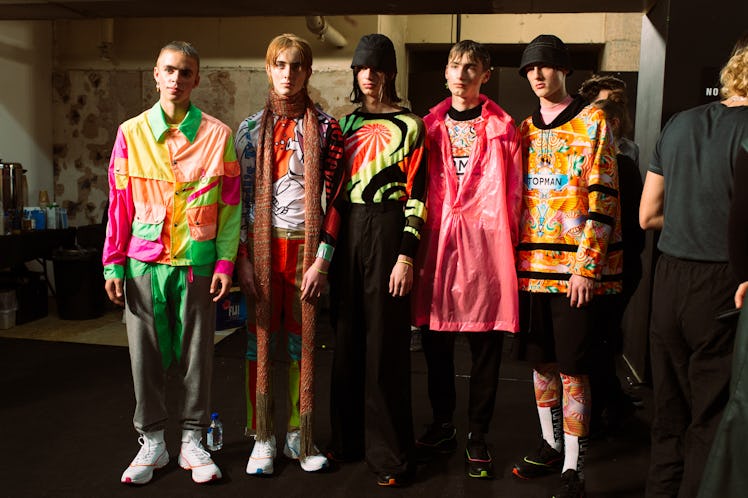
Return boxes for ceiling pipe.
[99,18,114,62]
[305,16,348,49]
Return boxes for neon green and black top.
[339,108,428,258]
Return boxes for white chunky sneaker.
[178,430,222,484]
[246,435,276,475]
[121,430,169,485]
[283,429,329,472]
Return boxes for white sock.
[562,434,587,479]
[142,429,165,445]
[538,406,563,452]
[181,429,201,443]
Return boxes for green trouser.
[124,260,216,433]
[698,307,748,498]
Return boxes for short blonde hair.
[720,47,748,98]
[265,33,313,87]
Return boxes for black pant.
[517,292,594,375]
[646,255,737,498]
[421,330,504,435]
[329,204,414,475]
[589,294,628,425]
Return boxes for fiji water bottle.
[206,412,223,451]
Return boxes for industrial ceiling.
[0,0,654,19]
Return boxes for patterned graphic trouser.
[245,230,305,434]
[124,259,216,433]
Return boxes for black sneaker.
[376,466,414,487]
[512,440,563,479]
[415,422,457,454]
[552,469,585,498]
[465,438,493,479]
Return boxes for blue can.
[59,208,68,229]
[23,207,46,230]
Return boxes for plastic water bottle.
[206,412,223,451]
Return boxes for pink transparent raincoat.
[412,96,523,333]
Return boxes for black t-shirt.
[728,140,748,280]
[650,102,748,261]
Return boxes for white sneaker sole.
[283,444,329,472]
[121,451,169,485]
[178,455,222,483]
[246,457,274,475]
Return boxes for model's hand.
[211,272,232,302]
[104,278,124,306]
[236,256,258,302]
[389,255,413,297]
[301,258,329,302]
[567,274,594,308]
[736,281,748,309]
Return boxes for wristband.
[315,267,328,275]
[316,243,334,262]
[398,259,413,267]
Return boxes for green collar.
[147,102,202,143]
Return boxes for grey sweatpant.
[124,262,216,433]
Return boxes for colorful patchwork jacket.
[517,95,622,294]
[103,102,241,280]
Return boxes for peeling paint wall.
[50,13,642,226]
[53,70,143,225]
[52,67,355,226]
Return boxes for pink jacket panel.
[102,129,134,270]
[412,96,523,333]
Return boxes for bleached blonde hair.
[720,47,748,99]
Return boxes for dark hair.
[448,39,491,72]
[578,74,627,104]
[349,67,401,104]
[158,41,200,69]
[592,98,630,138]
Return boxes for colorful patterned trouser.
[245,229,305,433]
[533,365,591,437]
[123,259,216,433]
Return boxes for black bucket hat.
[518,34,573,76]
[351,33,397,73]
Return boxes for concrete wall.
[2,13,643,226]
[0,20,54,207]
[406,13,641,71]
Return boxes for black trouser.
[589,294,628,425]
[646,254,737,498]
[329,203,414,475]
[421,330,504,436]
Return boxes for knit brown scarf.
[254,88,322,458]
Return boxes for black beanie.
[351,34,397,74]
[518,34,573,76]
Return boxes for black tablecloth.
[0,228,77,269]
